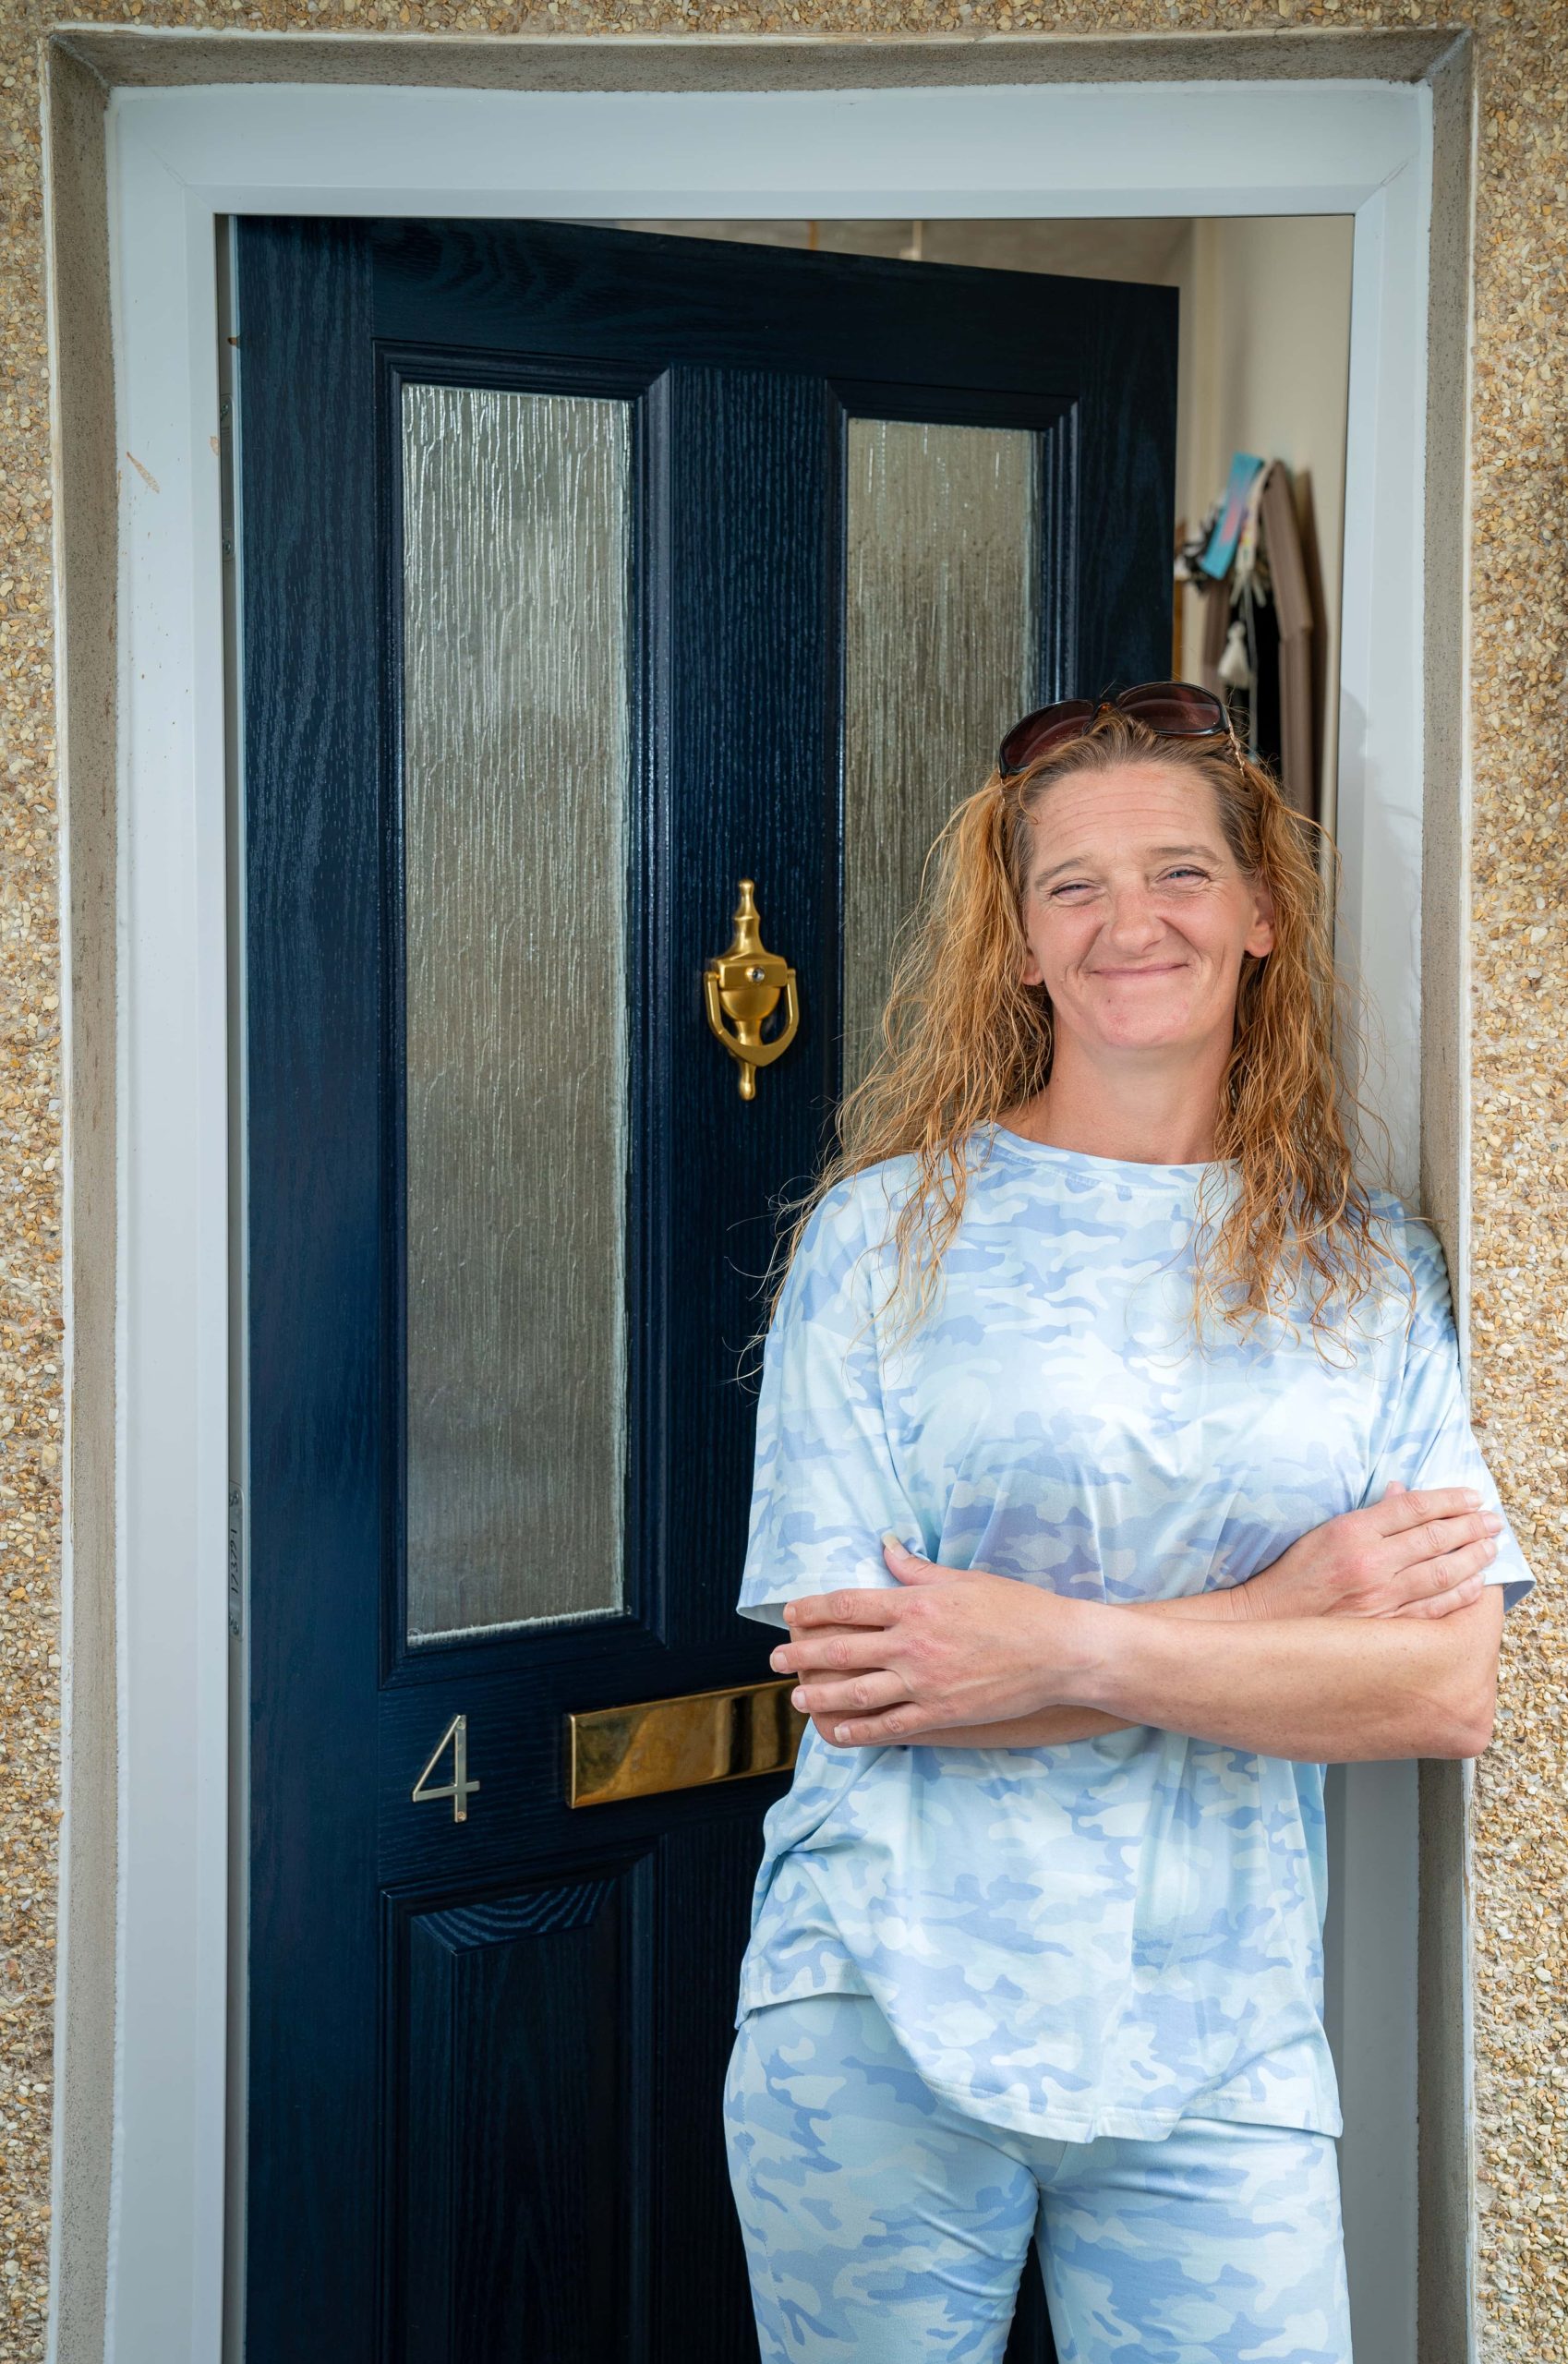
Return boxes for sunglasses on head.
[997,681,1232,779]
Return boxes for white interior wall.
[1176,214,1355,814]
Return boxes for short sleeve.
[1363,1215,1535,1610]
[735,1176,925,1630]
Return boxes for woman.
[721,686,1532,2364]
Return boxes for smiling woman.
[722,699,1533,2364]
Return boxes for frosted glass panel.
[402,382,631,1643]
[843,418,1040,1085]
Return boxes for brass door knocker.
[703,880,800,1102]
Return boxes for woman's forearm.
[782,1519,1506,1756]
[912,1586,1247,1748]
[911,1583,1502,1757]
[1072,1586,1502,1761]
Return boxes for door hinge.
[227,1483,244,1637]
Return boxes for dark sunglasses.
[997,681,1232,779]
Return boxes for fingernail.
[880,1530,904,1550]
[833,1725,850,1743]
[790,1688,807,1708]
[1485,1539,1499,1560]
[770,1647,786,1669]
[1484,1513,1503,1534]
[1463,1490,1481,1507]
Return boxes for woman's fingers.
[807,1709,928,1745]
[1393,1574,1488,1621]
[1399,1536,1500,1599]
[824,1704,935,1745]
[1388,1510,1502,1577]
[1371,1484,1482,1536]
[770,1626,894,1676]
[781,1587,899,1629]
[790,1669,910,1718]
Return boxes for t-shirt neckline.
[981,1119,1232,1197]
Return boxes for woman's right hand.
[1238,1481,1502,1622]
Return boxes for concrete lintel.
[54,21,1462,97]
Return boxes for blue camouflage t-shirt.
[734,1125,1532,2142]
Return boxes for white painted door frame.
[93,67,1441,2364]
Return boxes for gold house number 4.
[411,1712,481,1824]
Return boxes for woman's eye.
[1161,867,1210,886]
[1049,880,1095,899]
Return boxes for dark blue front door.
[235,215,1176,2364]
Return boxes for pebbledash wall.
[0,8,1562,2364]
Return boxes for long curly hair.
[783,708,1400,1350]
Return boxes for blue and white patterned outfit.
[725,1991,1355,2363]
[731,1128,1532,2147]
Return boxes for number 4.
[411,1713,481,1824]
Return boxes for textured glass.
[842,419,1040,1085]
[402,382,631,1643]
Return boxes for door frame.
[42,32,1478,2364]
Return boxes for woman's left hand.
[769,1538,1090,1745]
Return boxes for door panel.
[402,1866,645,2363]
[400,378,633,1641]
[842,411,1044,1081]
[238,213,1176,2362]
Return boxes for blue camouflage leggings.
[723,1994,1352,2364]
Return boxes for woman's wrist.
[1045,1595,1125,1713]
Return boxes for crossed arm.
[768,1485,1508,1764]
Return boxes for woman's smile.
[1085,959,1188,977]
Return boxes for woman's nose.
[1102,889,1164,948]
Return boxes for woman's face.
[1019,760,1275,1065]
